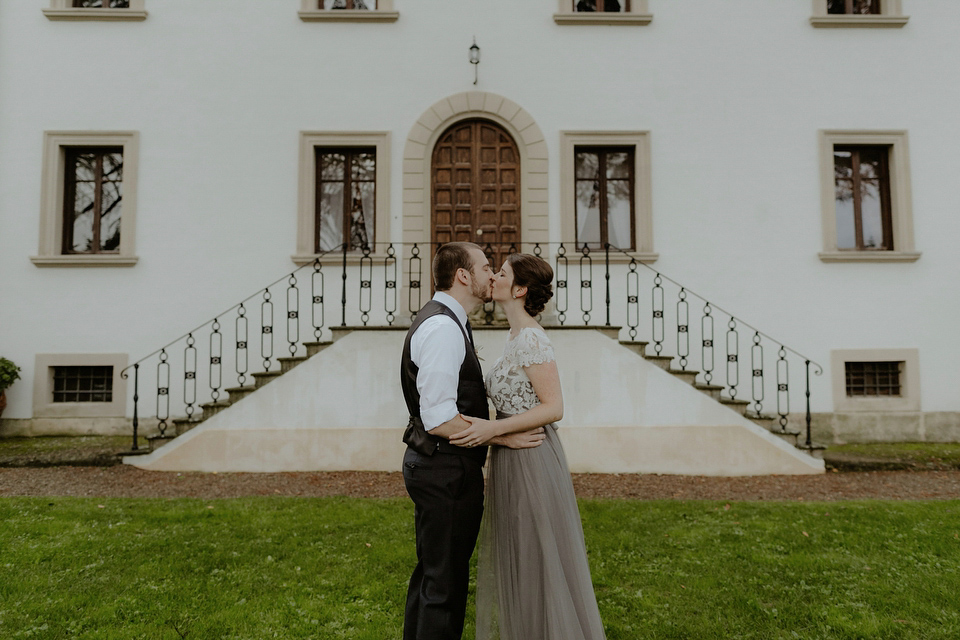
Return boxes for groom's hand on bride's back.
[490,428,546,449]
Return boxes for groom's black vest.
[401,300,488,464]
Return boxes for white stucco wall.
[1,0,958,422]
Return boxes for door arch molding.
[402,92,548,257]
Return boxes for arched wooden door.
[432,119,520,269]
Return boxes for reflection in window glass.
[316,148,376,252]
[73,0,131,7]
[827,0,880,15]
[574,147,635,250]
[833,145,892,251]
[64,148,123,254]
[324,0,375,9]
[575,0,625,12]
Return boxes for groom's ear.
[455,267,471,286]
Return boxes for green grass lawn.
[1,498,958,639]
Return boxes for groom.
[400,242,544,640]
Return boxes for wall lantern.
[469,37,480,85]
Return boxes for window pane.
[100,180,122,252]
[858,148,888,248]
[833,150,856,250]
[350,181,375,249]
[351,152,376,181]
[827,0,846,13]
[575,180,601,246]
[75,153,96,181]
[73,0,131,6]
[102,152,123,181]
[605,152,631,179]
[574,0,623,11]
[575,152,599,180]
[319,182,344,252]
[854,0,880,14]
[326,0,375,8]
[606,180,632,250]
[320,153,345,181]
[72,181,96,253]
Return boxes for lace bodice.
[485,327,556,417]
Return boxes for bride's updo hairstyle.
[507,253,554,317]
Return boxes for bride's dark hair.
[507,254,554,317]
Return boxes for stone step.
[796,442,827,459]
[667,368,698,386]
[252,370,283,389]
[331,327,354,342]
[278,356,308,374]
[644,355,673,371]
[200,400,231,421]
[147,434,178,451]
[719,397,750,415]
[225,385,257,403]
[619,340,648,358]
[769,428,801,446]
[172,416,204,435]
[694,383,725,400]
[303,341,334,357]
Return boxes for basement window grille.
[845,361,901,397]
[52,366,114,403]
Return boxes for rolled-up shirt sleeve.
[411,317,467,431]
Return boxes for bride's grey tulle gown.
[476,327,606,640]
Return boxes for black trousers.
[402,447,485,640]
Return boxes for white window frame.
[554,0,652,25]
[33,354,128,419]
[299,0,398,23]
[32,131,140,267]
[44,0,147,21]
[810,0,908,28]
[831,348,919,412]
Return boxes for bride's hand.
[449,415,500,448]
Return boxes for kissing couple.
[400,242,606,639]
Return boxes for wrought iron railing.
[121,241,823,452]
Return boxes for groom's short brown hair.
[433,242,482,291]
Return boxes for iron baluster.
[156,350,169,435]
[555,244,569,325]
[209,319,222,401]
[359,244,372,326]
[311,261,324,340]
[408,243,422,321]
[726,319,739,398]
[261,289,274,371]
[626,258,640,340]
[183,335,197,418]
[777,346,790,430]
[508,242,518,256]
[532,242,542,258]
[341,242,348,327]
[130,364,139,450]
[701,303,715,384]
[651,274,664,355]
[579,244,593,325]
[805,361,813,447]
[604,243,611,327]
[751,332,764,416]
[483,242,495,325]
[286,275,299,355]
[677,288,689,370]
[384,243,397,326]
[235,304,248,386]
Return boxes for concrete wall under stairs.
[125,328,824,475]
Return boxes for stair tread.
[252,370,283,376]
[719,397,749,405]
[695,383,725,390]
[225,385,256,393]
[200,400,231,408]
[278,356,308,361]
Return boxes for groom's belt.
[403,416,487,461]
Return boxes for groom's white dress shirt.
[411,291,470,431]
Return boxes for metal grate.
[845,361,901,396]
[52,366,113,403]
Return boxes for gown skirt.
[475,419,606,640]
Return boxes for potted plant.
[0,357,21,419]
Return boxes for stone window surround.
[554,0,652,25]
[33,353,128,419]
[298,0,398,22]
[830,348,920,412]
[560,131,657,264]
[32,131,140,268]
[293,131,391,266]
[43,0,147,21]
[817,130,919,263]
[810,0,908,28]
[401,91,549,298]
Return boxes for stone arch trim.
[402,92,548,251]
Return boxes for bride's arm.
[449,360,563,447]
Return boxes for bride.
[450,253,606,640]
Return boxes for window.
[830,349,919,412]
[560,132,656,263]
[810,0,907,27]
[33,354,128,419]
[44,0,146,20]
[294,132,390,265]
[845,361,901,397]
[316,148,376,252]
[299,0,397,22]
[33,131,139,267]
[818,130,918,262]
[52,366,114,403]
[575,147,635,251]
[828,0,879,14]
[554,0,651,25]
[833,146,892,251]
[62,148,124,255]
